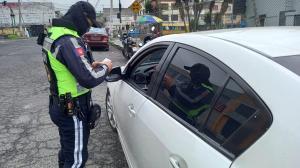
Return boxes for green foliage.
[7,34,19,40]
[145,0,153,14]
[204,13,212,25]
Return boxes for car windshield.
[273,55,300,76]
[89,27,107,35]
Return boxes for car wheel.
[124,49,130,59]
[128,51,133,58]
[122,48,128,59]
[105,47,109,51]
[105,91,117,132]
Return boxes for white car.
[105,27,300,168]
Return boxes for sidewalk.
[109,37,141,51]
[109,38,123,50]
[0,37,31,44]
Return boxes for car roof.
[156,27,300,58]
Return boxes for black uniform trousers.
[49,92,91,168]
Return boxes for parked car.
[105,27,300,168]
[83,27,109,51]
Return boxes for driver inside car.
[163,63,214,126]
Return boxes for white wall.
[0,2,55,27]
[246,0,300,26]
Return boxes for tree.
[204,13,212,29]
[192,0,203,31]
[175,0,204,32]
[148,0,161,17]
[214,0,232,28]
[175,0,188,32]
[206,1,215,30]
[145,0,153,14]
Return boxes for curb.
[109,41,123,51]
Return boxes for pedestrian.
[37,1,112,167]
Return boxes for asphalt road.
[0,38,129,168]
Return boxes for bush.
[7,34,19,40]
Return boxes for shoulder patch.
[76,47,85,57]
[69,37,85,57]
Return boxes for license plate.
[91,36,101,40]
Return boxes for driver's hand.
[92,58,113,72]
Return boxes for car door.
[127,44,232,168]
[112,43,173,168]
[132,43,272,168]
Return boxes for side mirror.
[106,66,122,82]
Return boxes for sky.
[19,0,135,12]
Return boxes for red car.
[83,27,109,51]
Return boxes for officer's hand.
[102,58,113,72]
[92,59,112,72]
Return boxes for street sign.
[130,1,142,14]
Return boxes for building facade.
[246,0,300,26]
[102,8,134,31]
[0,2,55,27]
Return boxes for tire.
[128,51,133,58]
[124,48,130,59]
[105,91,117,132]
[122,48,128,59]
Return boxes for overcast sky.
[20,0,135,12]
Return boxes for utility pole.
[231,0,234,28]
[110,0,113,34]
[119,0,122,23]
[18,0,22,33]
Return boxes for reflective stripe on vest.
[43,27,90,97]
[172,100,210,119]
[172,83,214,119]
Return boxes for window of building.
[171,15,178,21]
[156,48,227,127]
[294,15,300,26]
[213,5,218,11]
[203,79,272,156]
[161,4,169,11]
[259,14,266,26]
[171,3,178,10]
[162,15,169,21]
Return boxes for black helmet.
[64,1,100,36]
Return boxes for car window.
[204,79,272,156]
[89,27,107,35]
[130,48,167,92]
[156,48,227,128]
[273,55,300,76]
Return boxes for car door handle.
[128,104,136,117]
[169,155,188,168]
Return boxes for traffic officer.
[163,63,214,125]
[38,1,112,167]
